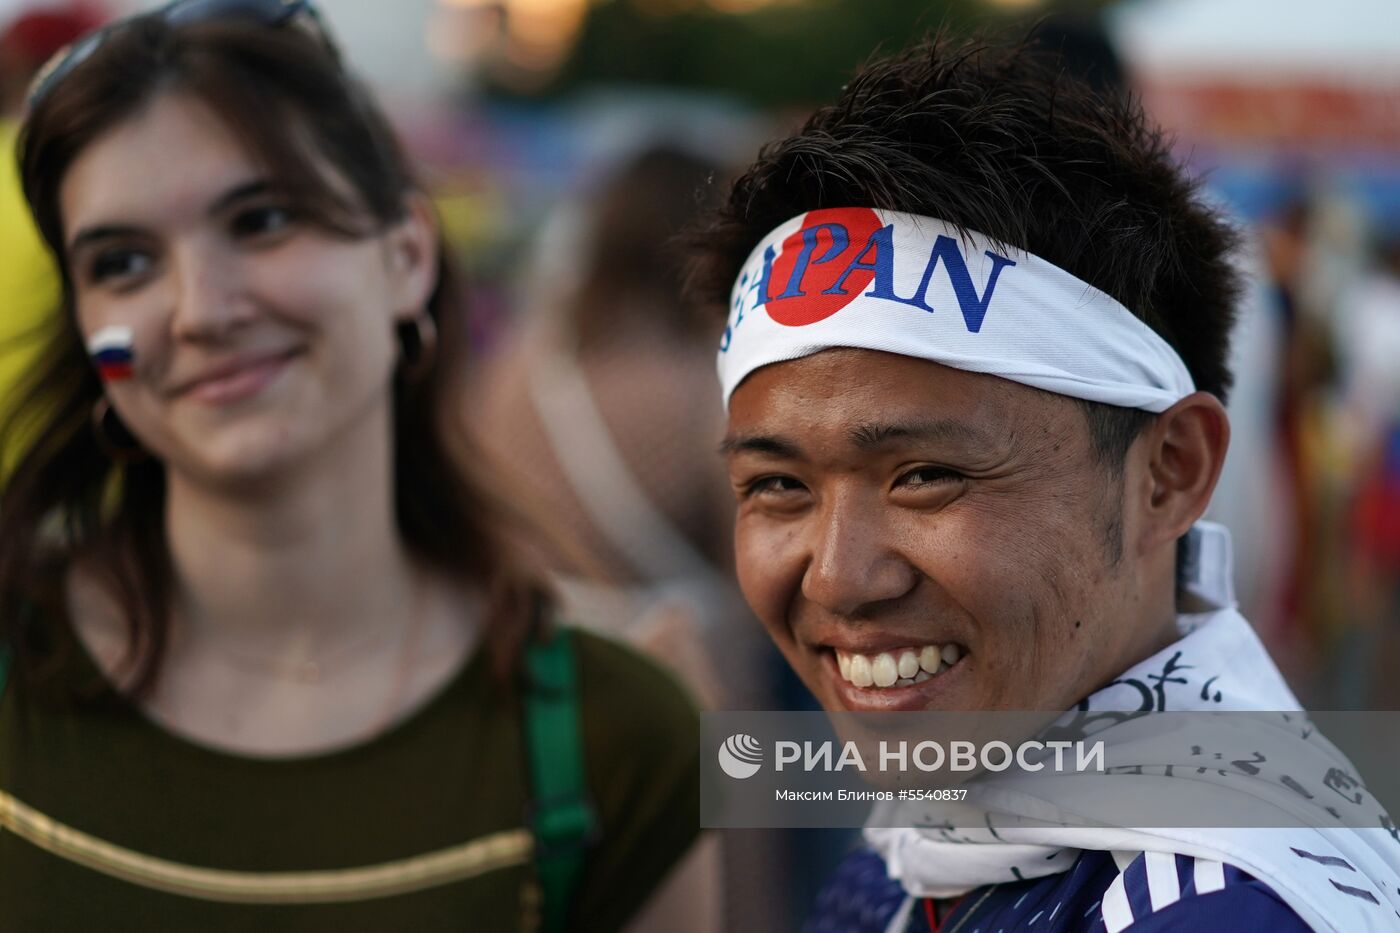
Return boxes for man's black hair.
[687,34,1242,468]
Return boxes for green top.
[0,625,699,932]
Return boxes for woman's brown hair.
[0,14,538,695]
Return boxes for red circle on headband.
[765,207,883,327]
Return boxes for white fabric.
[87,325,132,356]
[717,209,1195,412]
[1145,850,1181,910]
[1101,871,1135,932]
[865,526,1400,932]
[1195,857,1227,894]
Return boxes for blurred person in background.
[0,2,706,930]
[1338,231,1400,708]
[473,145,778,930]
[0,2,103,464]
[470,147,758,931]
[470,144,764,713]
[1261,197,1339,657]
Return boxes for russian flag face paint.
[88,325,135,382]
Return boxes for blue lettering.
[729,244,777,343]
[867,234,1016,333]
[825,225,892,296]
[720,325,732,353]
[756,244,777,306]
[732,272,748,333]
[778,224,849,299]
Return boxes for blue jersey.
[806,847,1312,932]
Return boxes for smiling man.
[722,350,1189,717]
[688,37,1400,933]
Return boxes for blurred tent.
[1111,0,1400,152]
[514,0,986,107]
[100,0,452,116]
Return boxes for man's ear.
[1139,392,1231,549]
[385,191,440,321]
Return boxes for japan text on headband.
[716,208,1195,412]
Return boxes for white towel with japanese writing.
[866,525,1400,932]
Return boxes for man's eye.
[89,249,153,284]
[744,475,807,497]
[231,204,294,238]
[897,466,963,488]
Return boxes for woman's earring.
[397,312,438,384]
[91,397,146,463]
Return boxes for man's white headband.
[717,208,1194,411]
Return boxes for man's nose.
[168,242,256,341]
[801,489,918,617]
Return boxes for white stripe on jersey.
[1194,857,1227,895]
[1101,867,1136,932]
[1145,851,1182,911]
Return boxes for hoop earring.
[91,397,146,463]
[397,312,438,384]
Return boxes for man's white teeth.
[872,653,898,687]
[834,645,963,689]
[849,654,874,688]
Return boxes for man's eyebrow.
[719,433,803,459]
[848,418,991,450]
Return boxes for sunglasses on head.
[27,0,332,111]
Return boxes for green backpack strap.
[524,626,597,933]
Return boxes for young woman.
[0,2,700,930]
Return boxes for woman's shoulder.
[566,625,699,747]
[554,625,703,930]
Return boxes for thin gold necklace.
[180,578,427,685]
[195,623,399,684]
[152,577,434,748]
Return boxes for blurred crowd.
[3,0,1399,927]
[1252,191,1400,709]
